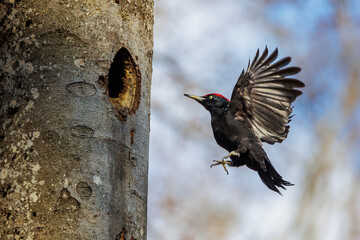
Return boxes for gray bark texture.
[0,0,153,239]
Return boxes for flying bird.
[184,47,305,195]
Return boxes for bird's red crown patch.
[204,93,229,102]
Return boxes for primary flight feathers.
[229,47,305,144]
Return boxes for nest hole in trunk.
[100,47,141,121]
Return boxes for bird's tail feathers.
[258,158,294,195]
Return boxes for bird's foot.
[210,151,240,175]
[210,160,233,175]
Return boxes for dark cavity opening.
[25,19,32,27]
[7,106,19,117]
[101,47,141,121]
[108,48,127,98]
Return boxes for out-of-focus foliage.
[149,0,360,239]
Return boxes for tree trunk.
[0,0,153,239]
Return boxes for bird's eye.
[209,95,213,99]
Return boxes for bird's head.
[184,93,229,114]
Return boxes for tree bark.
[0,0,153,239]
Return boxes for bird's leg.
[223,150,241,160]
[210,151,240,175]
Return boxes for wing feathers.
[254,86,302,98]
[252,88,300,102]
[252,90,295,102]
[252,98,291,118]
[256,67,301,80]
[254,47,269,70]
[252,108,287,133]
[261,48,278,68]
[229,47,304,144]
[255,78,305,88]
[251,93,291,110]
[251,117,283,140]
[250,48,260,69]
[265,57,292,71]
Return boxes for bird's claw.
[210,151,239,175]
[210,159,233,175]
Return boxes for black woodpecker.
[184,47,305,195]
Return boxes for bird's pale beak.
[184,94,205,102]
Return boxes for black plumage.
[184,47,305,195]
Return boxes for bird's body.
[185,47,304,195]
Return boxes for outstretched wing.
[228,47,305,144]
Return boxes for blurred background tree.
[149,0,360,239]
